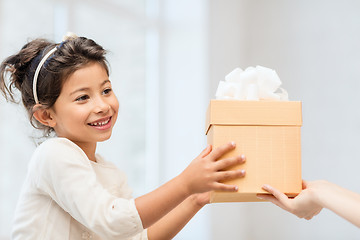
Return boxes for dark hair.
[0,36,109,135]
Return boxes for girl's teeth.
[90,119,109,126]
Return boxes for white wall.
[159,0,210,239]
[1,0,360,239]
[208,1,360,239]
[0,0,211,239]
[0,0,152,238]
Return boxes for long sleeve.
[30,138,145,240]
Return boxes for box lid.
[206,100,302,134]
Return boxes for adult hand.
[257,180,323,220]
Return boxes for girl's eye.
[75,95,89,102]
[103,88,112,95]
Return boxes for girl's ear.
[32,105,56,128]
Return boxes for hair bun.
[62,32,78,41]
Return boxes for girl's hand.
[257,180,323,220]
[191,192,211,207]
[180,142,246,196]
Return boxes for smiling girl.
[0,34,246,240]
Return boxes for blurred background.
[1,0,360,239]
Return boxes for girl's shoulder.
[36,137,85,157]
[28,138,91,185]
[31,137,89,168]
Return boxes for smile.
[88,116,112,130]
[88,118,110,126]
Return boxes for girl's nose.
[94,98,110,114]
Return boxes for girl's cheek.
[112,97,120,112]
[74,106,92,118]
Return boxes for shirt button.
[82,232,93,239]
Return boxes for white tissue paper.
[215,66,289,101]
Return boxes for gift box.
[206,99,302,202]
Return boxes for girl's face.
[50,62,119,149]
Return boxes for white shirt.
[12,137,147,240]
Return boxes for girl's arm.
[135,142,246,229]
[258,180,360,228]
[146,193,208,240]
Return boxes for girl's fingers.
[208,142,236,160]
[215,169,246,181]
[199,145,212,158]
[214,154,246,170]
[212,182,239,192]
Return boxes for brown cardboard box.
[206,100,302,202]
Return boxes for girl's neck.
[72,140,97,162]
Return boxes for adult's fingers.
[313,208,322,217]
[262,184,292,210]
[256,194,288,210]
[302,180,308,190]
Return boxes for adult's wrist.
[312,180,331,208]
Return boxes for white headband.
[32,47,57,104]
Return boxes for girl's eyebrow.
[69,79,111,96]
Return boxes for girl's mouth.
[88,117,112,130]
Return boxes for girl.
[0,34,246,240]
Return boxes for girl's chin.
[96,132,113,142]
[97,136,111,142]
[62,132,113,144]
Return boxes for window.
[0,0,159,236]
[0,1,209,239]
